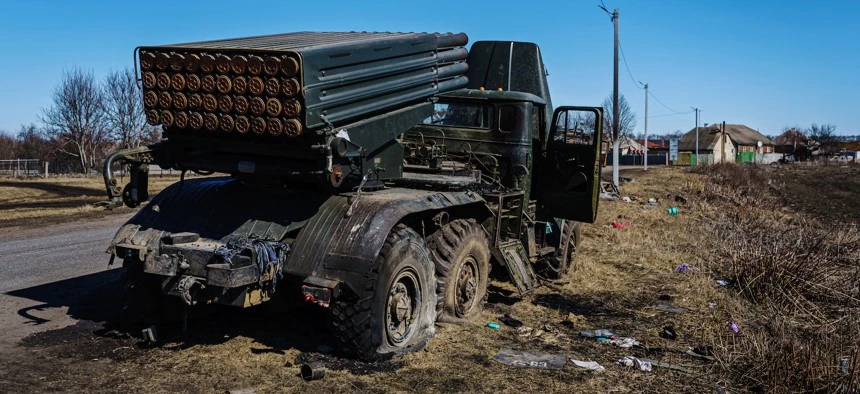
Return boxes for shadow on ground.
[4,268,361,365]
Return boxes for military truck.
[102,32,602,361]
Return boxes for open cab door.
[539,106,602,223]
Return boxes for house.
[774,129,813,161]
[679,124,775,164]
[635,139,669,153]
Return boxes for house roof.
[774,129,809,148]
[635,139,666,149]
[678,124,772,151]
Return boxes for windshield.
[423,102,491,129]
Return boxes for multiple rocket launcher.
[138,32,470,139]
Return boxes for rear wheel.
[427,219,490,321]
[535,220,581,280]
[329,225,436,361]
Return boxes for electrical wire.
[649,110,695,119]
[618,42,642,89]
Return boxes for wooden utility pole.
[612,8,620,186]
[643,82,649,170]
[721,121,726,163]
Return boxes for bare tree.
[40,68,109,173]
[103,68,155,148]
[16,124,55,162]
[601,93,637,139]
[0,131,15,160]
[807,123,838,155]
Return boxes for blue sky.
[1,0,858,136]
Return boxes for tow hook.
[177,276,205,306]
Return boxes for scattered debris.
[659,326,677,340]
[602,337,640,348]
[686,346,716,362]
[499,314,523,328]
[620,177,635,183]
[579,329,616,338]
[667,207,679,215]
[644,201,659,208]
[641,359,692,373]
[673,195,687,204]
[610,221,629,229]
[570,359,605,371]
[708,301,717,309]
[487,322,501,329]
[658,294,673,301]
[617,356,652,372]
[728,321,740,334]
[840,358,849,376]
[715,279,730,286]
[300,362,325,381]
[621,196,632,203]
[493,348,567,370]
[655,303,688,314]
[141,326,157,343]
[674,263,690,273]
[599,192,617,201]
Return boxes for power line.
[649,110,695,119]
[648,90,686,114]
[618,42,642,89]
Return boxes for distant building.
[635,139,669,153]
[678,124,774,164]
[774,129,813,161]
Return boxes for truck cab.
[403,89,602,224]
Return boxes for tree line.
[0,68,159,173]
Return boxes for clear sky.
[1,0,858,136]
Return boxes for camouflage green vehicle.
[102,32,602,361]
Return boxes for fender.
[285,188,488,295]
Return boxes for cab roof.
[438,88,546,106]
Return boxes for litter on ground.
[570,359,605,371]
[617,356,652,371]
[493,348,567,370]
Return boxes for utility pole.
[611,8,620,186]
[643,82,649,170]
[691,107,700,165]
[721,121,726,164]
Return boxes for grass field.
[0,174,197,229]
[4,164,859,392]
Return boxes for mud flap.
[492,240,541,293]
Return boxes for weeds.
[690,163,860,392]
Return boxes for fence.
[0,159,47,177]
[605,153,669,166]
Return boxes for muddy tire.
[536,220,581,280]
[329,225,437,361]
[427,219,490,321]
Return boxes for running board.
[492,240,541,293]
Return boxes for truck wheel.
[330,225,436,361]
[428,219,490,320]
[536,220,581,280]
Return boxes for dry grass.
[8,164,859,393]
[689,163,860,392]
[0,173,198,228]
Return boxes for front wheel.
[535,220,581,280]
[329,225,437,361]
